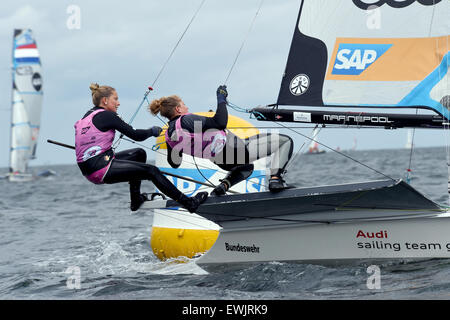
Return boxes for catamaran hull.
[145,179,449,268]
[196,211,450,270]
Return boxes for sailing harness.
[165,114,227,159]
[74,109,115,184]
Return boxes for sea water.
[1,147,450,300]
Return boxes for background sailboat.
[305,127,325,154]
[9,29,44,182]
[405,129,414,149]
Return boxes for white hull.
[196,210,450,270]
[147,179,450,268]
[8,172,34,182]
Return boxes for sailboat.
[8,29,44,182]
[305,127,325,154]
[144,0,450,269]
[405,129,414,149]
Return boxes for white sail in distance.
[10,29,43,180]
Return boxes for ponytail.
[89,83,115,107]
[149,95,181,119]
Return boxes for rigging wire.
[151,0,207,90]
[144,0,269,192]
[283,125,321,173]
[223,0,264,85]
[271,121,397,181]
[446,34,450,205]
[113,0,207,149]
[428,1,449,203]
[226,101,397,181]
[404,0,438,184]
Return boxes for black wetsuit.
[166,102,294,187]
[166,101,230,168]
[78,107,186,203]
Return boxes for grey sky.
[0,0,446,169]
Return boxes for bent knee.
[130,148,147,163]
[279,134,293,144]
[146,163,161,176]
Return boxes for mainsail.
[253,0,449,128]
[10,29,43,180]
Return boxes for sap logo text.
[332,43,392,75]
[353,0,442,10]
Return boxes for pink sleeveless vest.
[165,114,227,159]
[74,109,115,184]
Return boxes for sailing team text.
[356,230,450,252]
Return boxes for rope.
[192,155,217,190]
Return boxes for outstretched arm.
[196,85,229,130]
[203,102,228,130]
[93,111,161,141]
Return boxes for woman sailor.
[74,83,208,211]
[149,85,294,195]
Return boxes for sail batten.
[9,29,43,179]
[269,0,449,124]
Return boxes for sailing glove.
[149,126,163,137]
[216,85,228,104]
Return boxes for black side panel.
[276,1,327,106]
[163,180,441,223]
[251,107,445,129]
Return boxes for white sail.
[10,29,43,181]
[277,0,449,120]
[10,90,32,173]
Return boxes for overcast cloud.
[0,0,446,169]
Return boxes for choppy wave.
[1,147,450,299]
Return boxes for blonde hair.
[149,95,182,119]
[89,83,116,107]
